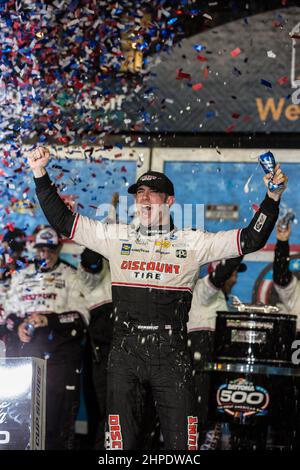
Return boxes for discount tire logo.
[216,378,270,418]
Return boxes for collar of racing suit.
[34,258,61,273]
[138,216,174,236]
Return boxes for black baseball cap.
[2,228,26,252]
[237,263,247,273]
[128,171,174,195]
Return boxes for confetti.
[176,70,192,80]
[277,76,289,85]
[260,79,272,88]
[230,47,241,58]
[192,83,203,91]
[193,44,206,52]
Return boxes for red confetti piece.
[58,137,70,144]
[114,153,122,158]
[231,112,240,119]
[176,69,192,80]
[5,223,14,232]
[121,166,127,172]
[230,47,241,58]
[204,66,209,79]
[55,172,65,180]
[277,76,289,85]
[5,207,10,215]
[226,124,236,133]
[192,83,203,91]
[196,56,207,62]
[252,204,260,213]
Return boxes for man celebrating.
[28,146,287,450]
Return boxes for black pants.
[188,330,215,443]
[45,361,81,450]
[106,327,197,450]
[89,351,110,450]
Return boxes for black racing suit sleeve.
[46,312,86,337]
[81,248,103,273]
[4,314,23,331]
[34,172,75,237]
[209,256,244,289]
[5,312,86,337]
[240,195,279,255]
[273,240,292,287]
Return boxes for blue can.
[25,322,35,337]
[259,151,284,192]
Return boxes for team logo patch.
[106,414,123,450]
[188,416,198,450]
[176,249,187,258]
[155,240,171,249]
[254,213,267,232]
[55,280,66,289]
[121,243,132,255]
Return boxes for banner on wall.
[123,6,300,134]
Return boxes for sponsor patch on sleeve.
[254,213,267,232]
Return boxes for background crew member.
[188,256,246,448]
[273,222,300,334]
[4,226,89,450]
[79,247,113,449]
[0,228,27,353]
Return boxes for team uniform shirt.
[77,258,112,311]
[187,275,228,332]
[273,239,300,332]
[70,216,241,327]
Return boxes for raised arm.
[192,164,288,264]
[239,164,287,255]
[273,223,292,287]
[28,147,110,256]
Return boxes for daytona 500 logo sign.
[216,378,270,418]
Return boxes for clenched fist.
[27,146,50,178]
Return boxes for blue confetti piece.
[261,79,272,88]
[193,44,206,52]
[206,111,216,119]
